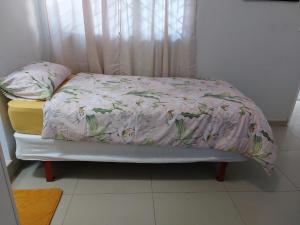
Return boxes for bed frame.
[44,161,229,182]
[14,133,247,182]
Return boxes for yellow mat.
[13,188,63,225]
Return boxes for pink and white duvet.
[42,73,277,172]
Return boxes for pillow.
[0,62,71,100]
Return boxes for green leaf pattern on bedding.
[126,90,162,100]
[42,73,277,173]
[86,114,112,143]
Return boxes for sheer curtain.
[44,0,197,77]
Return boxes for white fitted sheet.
[15,133,247,163]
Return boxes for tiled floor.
[12,102,300,225]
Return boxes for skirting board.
[269,120,288,126]
[6,159,22,182]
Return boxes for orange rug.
[13,188,63,225]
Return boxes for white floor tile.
[230,192,300,225]
[63,194,155,225]
[51,195,72,225]
[151,163,225,192]
[74,163,152,194]
[12,162,78,194]
[272,126,300,151]
[153,193,244,225]
[277,151,300,189]
[224,160,295,192]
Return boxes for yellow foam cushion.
[8,100,44,135]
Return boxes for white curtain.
[44,0,197,77]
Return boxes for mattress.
[8,100,44,135]
[14,132,247,162]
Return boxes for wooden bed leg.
[44,161,55,182]
[216,162,228,182]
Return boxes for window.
[50,0,187,41]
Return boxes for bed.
[6,73,277,182]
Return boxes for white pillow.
[0,62,71,100]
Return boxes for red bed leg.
[216,162,228,182]
[44,161,55,182]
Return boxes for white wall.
[0,0,43,160]
[197,0,300,121]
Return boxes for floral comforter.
[42,73,276,171]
